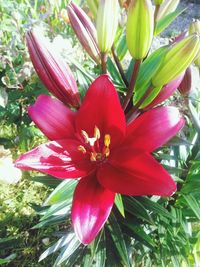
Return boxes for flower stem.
[101,52,107,74]
[111,46,129,87]
[126,85,154,123]
[123,59,141,110]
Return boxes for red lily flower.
[15,75,184,245]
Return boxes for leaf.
[0,87,8,108]
[133,46,168,104]
[32,215,66,229]
[30,175,61,188]
[154,8,186,36]
[116,33,128,61]
[188,100,200,135]
[40,200,71,221]
[182,195,200,220]
[94,230,106,267]
[53,236,80,266]
[124,197,153,224]
[115,194,125,217]
[107,213,130,267]
[0,254,16,265]
[44,179,77,205]
[39,233,75,261]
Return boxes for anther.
[90,152,97,161]
[103,147,110,157]
[78,145,87,154]
[81,130,89,143]
[94,126,100,140]
[104,134,111,147]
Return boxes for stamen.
[103,147,110,157]
[78,145,87,154]
[104,134,111,147]
[94,126,100,140]
[90,152,97,161]
[81,130,89,143]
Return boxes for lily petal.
[15,139,94,179]
[126,106,184,152]
[29,95,76,140]
[98,152,176,196]
[75,75,126,147]
[72,173,115,244]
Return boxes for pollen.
[94,126,100,140]
[90,152,97,161]
[104,134,111,147]
[78,145,87,154]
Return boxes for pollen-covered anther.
[81,130,89,143]
[78,145,87,154]
[94,126,100,140]
[90,152,97,162]
[102,147,110,157]
[104,134,111,147]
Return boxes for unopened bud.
[156,0,180,21]
[86,0,99,18]
[126,0,154,59]
[96,0,119,53]
[152,34,200,87]
[189,19,200,68]
[178,67,192,95]
[26,28,81,109]
[67,2,100,63]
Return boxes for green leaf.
[44,179,77,205]
[133,46,168,104]
[32,215,66,229]
[39,233,75,261]
[154,8,186,36]
[53,236,80,266]
[94,230,106,267]
[116,33,128,61]
[30,175,61,188]
[40,200,71,221]
[182,195,200,220]
[115,194,125,217]
[107,213,130,267]
[124,197,153,224]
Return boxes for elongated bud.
[26,28,81,109]
[178,67,192,96]
[86,0,99,18]
[67,2,100,63]
[96,0,119,53]
[126,0,154,59]
[189,19,200,68]
[152,34,200,87]
[144,72,184,109]
[156,0,180,21]
[154,0,164,5]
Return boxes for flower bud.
[152,34,200,87]
[178,67,192,96]
[26,28,81,109]
[156,0,180,21]
[96,0,119,53]
[126,0,154,59]
[86,0,99,18]
[144,72,184,109]
[67,2,100,63]
[189,19,200,68]
[154,0,164,5]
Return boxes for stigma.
[77,126,111,162]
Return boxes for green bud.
[126,0,154,60]
[96,0,119,53]
[152,34,200,87]
[154,0,164,5]
[156,0,179,21]
[194,54,200,68]
[189,19,200,35]
[86,0,99,18]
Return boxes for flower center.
[77,126,111,163]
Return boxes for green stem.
[101,52,107,74]
[123,59,141,110]
[111,46,129,87]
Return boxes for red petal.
[126,106,184,152]
[72,174,115,244]
[98,152,176,196]
[75,75,126,147]
[29,95,76,140]
[15,139,94,179]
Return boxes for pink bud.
[26,29,81,109]
[178,67,192,95]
